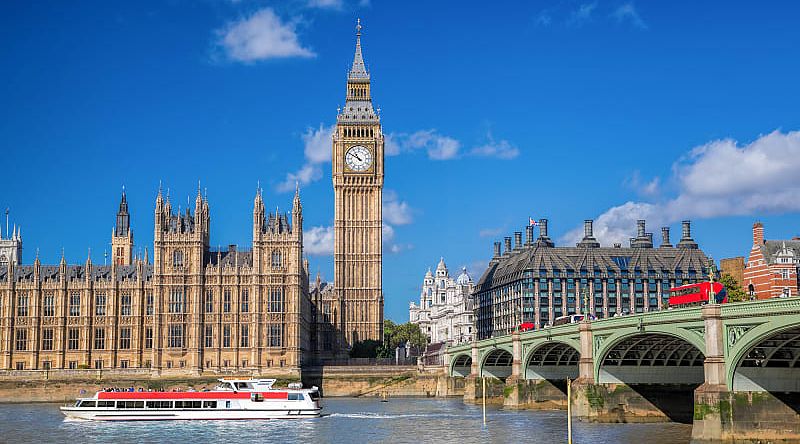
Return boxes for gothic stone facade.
[475,219,711,339]
[0,188,311,374]
[330,21,384,352]
[743,222,799,299]
[409,258,475,345]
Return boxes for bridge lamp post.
[582,287,590,321]
[708,257,717,305]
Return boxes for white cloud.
[277,124,334,192]
[307,0,343,9]
[303,124,334,163]
[534,11,552,27]
[216,8,315,62]
[383,190,413,225]
[470,138,520,159]
[277,164,322,192]
[385,129,462,160]
[569,2,597,26]
[479,227,503,238]
[304,225,334,256]
[612,2,648,29]
[562,130,800,246]
[625,170,660,197]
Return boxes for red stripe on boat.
[98,391,288,400]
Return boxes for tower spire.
[349,18,368,80]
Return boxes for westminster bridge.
[446,298,800,442]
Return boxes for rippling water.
[0,398,691,443]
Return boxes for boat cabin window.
[251,393,264,402]
[97,401,115,408]
[235,382,252,390]
[308,391,320,401]
[288,393,304,401]
[78,401,96,407]
[174,401,202,409]
[225,401,231,409]
[202,401,217,408]
[116,401,144,409]
[146,401,173,409]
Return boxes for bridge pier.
[691,304,800,442]
[453,299,800,441]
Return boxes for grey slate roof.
[761,240,800,265]
[0,264,154,283]
[476,244,710,292]
[207,249,254,268]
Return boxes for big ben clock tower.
[333,19,384,351]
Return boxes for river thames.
[1,398,691,443]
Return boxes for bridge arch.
[595,331,706,384]
[480,348,513,380]
[523,341,580,380]
[450,353,472,378]
[729,324,800,392]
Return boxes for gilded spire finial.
[356,18,362,37]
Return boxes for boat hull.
[60,407,321,421]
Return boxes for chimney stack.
[753,222,764,246]
[677,220,698,249]
[661,227,672,247]
[539,219,549,239]
[504,237,512,254]
[637,220,646,238]
[493,241,501,258]
[514,231,522,249]
[525,225,534,245]
[577,219,600,248]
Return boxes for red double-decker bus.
[668,282,727,308]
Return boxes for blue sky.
[2,1,800,322]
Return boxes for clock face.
[345,145,373,172]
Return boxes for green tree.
[375,320,426,358]
[720,273,748,302]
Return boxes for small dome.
[436,257,447,271]
[456,267,472,285]
[425,267,433,278]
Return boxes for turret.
[292,183,303,240]
[112,188,134,266]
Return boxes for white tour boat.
[60,379,321,421]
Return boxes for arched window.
[271,250,282,269]
[173,250,183,267]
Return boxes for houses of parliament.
[0,22,385,375]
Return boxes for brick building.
[720,257,745,287]
[742,222,799,299]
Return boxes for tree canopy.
[720,273,748,302]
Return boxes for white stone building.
[409,258,475,345]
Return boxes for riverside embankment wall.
[0,367,463,403]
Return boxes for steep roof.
[476,244,710,291]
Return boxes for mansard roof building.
[0,186,311,375]
[475,219,712,340]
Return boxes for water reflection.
[2,398,691,444]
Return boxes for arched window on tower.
[271,250,282,269]
[173,250,183,267]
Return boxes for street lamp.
[708,257,717,305]
[582,286,590,320]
